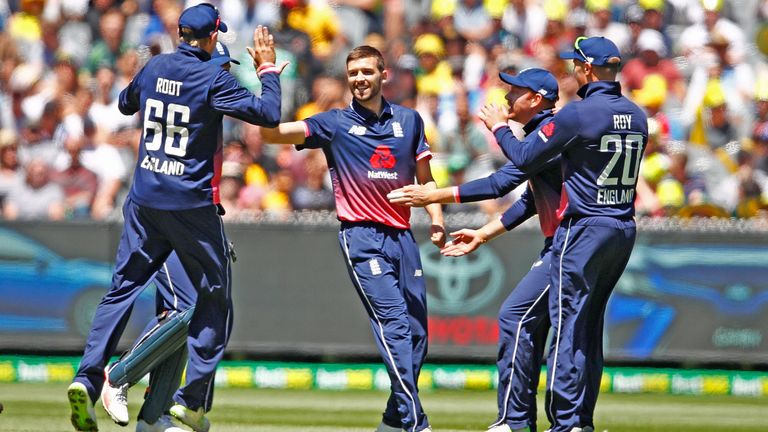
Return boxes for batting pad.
[108,307,195,387]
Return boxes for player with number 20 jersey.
[496,37,648,432]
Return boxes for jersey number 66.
[143,98,191,157]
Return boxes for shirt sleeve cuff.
[416,150,433,161]
[491,122,509,133]
[256,62,280,77]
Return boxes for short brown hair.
[346,45,385,72]
[179,27,208,47]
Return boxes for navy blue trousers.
[545,216,635,432]
[74,197,232,412]
[492,241,551,432]
[339,222,429,432]
[138,252,222,423]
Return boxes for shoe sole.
[68,385,98,431]
[170,408,210,432]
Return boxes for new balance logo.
[369,259,382,275]
[392,122,404,137]
[414,269,423,277]
[348,125,367,136]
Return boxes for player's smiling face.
[347,57,386,103]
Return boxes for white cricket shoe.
[68,382,98,431]
[169,403,210,432]
[136,415,187,432]
[489,424,532,432]
[572,428,594,432]
[375,422,402,432]
[101,371,129,426]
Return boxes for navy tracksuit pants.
[73,197,232,412]
[137,252,231,423]
[339,222,429,432]
[545,216,635,432]
[492,241,552,432]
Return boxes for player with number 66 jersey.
[67,4,285,431]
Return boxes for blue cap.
[178,3,228,39]
[499,68,559,101]
[560,36,621,66]
[210,41,240,66]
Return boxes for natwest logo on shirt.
[370,145,397,169]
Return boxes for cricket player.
[67,4,284,431]
[260,45,445,432]
[491,37,648,432]
[99,42,243,432]
[390,68,562,432]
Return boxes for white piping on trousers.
[492,283,550,427]
[161,261,178,310]
[547,219,572,425]
[341,228,419,432]
[203,209,231,410]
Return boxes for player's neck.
[356,96,383,117]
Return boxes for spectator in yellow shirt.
[283,0,344,61]
[413,33,454,96]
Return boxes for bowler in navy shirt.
[262,45,445,432]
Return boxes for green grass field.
[0,382,766,432]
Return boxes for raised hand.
[478,103,510,131]
[440,229,486,257]
[247,26,277,68]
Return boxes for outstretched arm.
[260,121,308,144]
[483,104,580,172]
[389,161,529,207]
[441,187,538,257]
[440,218,506,257]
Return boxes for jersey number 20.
[596,134,643,187]
[143,98,190,157]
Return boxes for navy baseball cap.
[499,68,559,101]
[210,42,240,66]
[178,3,228,38]
[560,36,621,66]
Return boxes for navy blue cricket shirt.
[494,81,648,219]
[299,98,432,229]
[119,43,281,210]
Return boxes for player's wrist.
[451,186,461,203]
[256,61,275,70]
[256,61,285,77]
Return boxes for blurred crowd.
[0,0,767,222]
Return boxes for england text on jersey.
[140,155,185,176]
[596,187,635,205]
